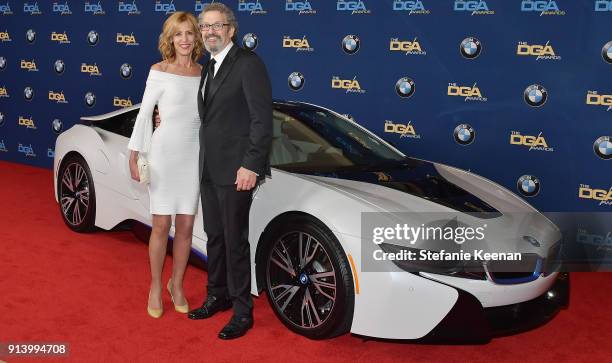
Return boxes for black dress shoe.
[187,295,232,320]
[218,315,253,340]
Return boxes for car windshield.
[270,103,406,172]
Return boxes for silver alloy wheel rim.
[60,162,90,226]
[267,230,337,329]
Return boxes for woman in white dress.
[128,12,203,318]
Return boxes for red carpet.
[1,160,611,362]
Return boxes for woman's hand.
[129,150,140,182]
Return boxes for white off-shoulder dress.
[128,69,201,215]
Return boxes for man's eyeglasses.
[199,23,229,31]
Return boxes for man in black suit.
[187,3,272,340]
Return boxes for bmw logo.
[395,77,416,98]
[26,29,36,44]
[0,112,5,127]
[602,41,612,64]
[524,84,548,107]
[52,119,63,134]
[460,37,481,59]
[288,72,304,91]
[242,33,258,51]
[87,30,99,46]
[342,35,360,55]
[24,86,34,101]
[517,175,541,197]
[84,91,96,107]
[54,59,65,75]
[0,56,6,71]
[120,63,132,79]
[594,136,612,160]
[453,124,475,145]
[298,272,309,285]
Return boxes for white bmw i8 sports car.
[53,101,568,341]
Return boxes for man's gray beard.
[205,36,222,54]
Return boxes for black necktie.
[203,58,216,106]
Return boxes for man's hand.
[153,108,161,129]
[235,167,257,191]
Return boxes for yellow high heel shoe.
[167,279,189,314]
[147,290,163,319]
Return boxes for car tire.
[57,153,96,232]
[263,214,354,339]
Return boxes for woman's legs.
[170,214,195,306]
[148,214,172,310]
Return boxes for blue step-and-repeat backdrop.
[0,0,610,214]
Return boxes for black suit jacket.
[198,45,273,186]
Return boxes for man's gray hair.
[199,2,239,43]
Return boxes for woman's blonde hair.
[158,12,204,62]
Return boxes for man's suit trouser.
[200,168,253,317]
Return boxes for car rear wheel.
[57,154,96,232]
[264,215,354,339]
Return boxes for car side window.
[93,109,139,138]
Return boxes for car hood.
[285,158,537,217]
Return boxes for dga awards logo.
[1,2,13,15]
[155,0,175,14]
[0,140,7,152]
[454,124,475,145]
[288,72,304,91]
[602,41,612,64]
[23,2,42,15]
[517,41,560,61]
[23,86,34,101]
[0,30,11,42]
[49,90,68,104]
[395,77,416,98]
[18,143,36,157]
[384,120,421,139]
[120,63,132,79]
[448,82,487,102]
[118,1,140,15]
[453,0,494,15]
[342,35,360,54]
[594,136,612,160]
[242,33,258,50]
[117,33,138,46]
[285,0,316,14]
[460,37,481,59]
[18,116,36,129]
[283,36,314,52]
[87,30,99,46]
[84,91,96,107]
[195,1,214,12]
[113,96,133,108]
[0,86,8,98]
[54,59,65,74]
[517,175,540,197]
[510,131,554,152]
[390,38,426,55]
[52,118,63,134]
[337,0,371,14]
[524,84,548,107]
[84,1,105,15]
[51,31,70,44]
[26,29,36,44]
[586,91,612,111]
[332,76,365,94]
[392,0,430,15]
[238,0,267,15]
[520,0,565,15]
[53,2,72,15]
[595,0,612,11]
[20,59,38,72]
[579,184,612,206]
[81,63,102,76]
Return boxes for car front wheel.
[57,154,96,232]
